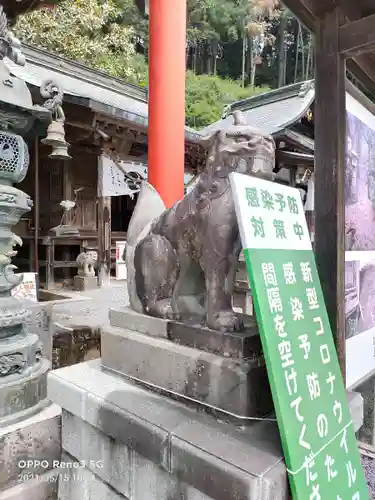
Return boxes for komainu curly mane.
[126,111,275,332]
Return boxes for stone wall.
[52,326,101,369]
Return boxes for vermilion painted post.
[148,0,186,208]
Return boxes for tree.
[15,0,321,129]
[186,0,280,82]
[185,71,270,128]
[14,0,142,81]
[14,0,271,130]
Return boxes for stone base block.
[58,453,126,500]
[101,326,272,418]
[74,276,97,292]
[109,307,262,359]
[47,360,288,500]
[0,403,61,494]
[109,307,169,339]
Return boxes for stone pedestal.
[105,307,273,419]
[47,360,288,500]
[47,310,365,500]
[73,276,98,292]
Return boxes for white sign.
[12,273,37,302]
[99,155,147,197]
[230,173,311,251]
[116,241,127,280]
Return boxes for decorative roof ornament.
[41,79,64,121]
[41,79,71,160]
[298,80,314,97]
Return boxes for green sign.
[230,172,369,500]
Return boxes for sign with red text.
[12,273,37,302]
[230,172,369,500]
[115,241,127,280]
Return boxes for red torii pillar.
[148,0,186,208]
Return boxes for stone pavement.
[52,280,129,331]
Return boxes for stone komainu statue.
[126,112,276,332]
[76,251,98,278]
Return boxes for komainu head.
[200,111,275,180]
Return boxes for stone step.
[109,307,261,359]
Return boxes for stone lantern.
[0,3,52,426]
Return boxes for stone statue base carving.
[103,307,273,420]
[74,275,98,292]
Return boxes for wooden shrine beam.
[97,154,112,287]
[315,7,346,379]
[282,0,339,31]
[331,2,375,94]
[281,0,316,31]
[347,55,375,97]
[283,0,375,96]
[339,14,375,57]
[276,150,314,167]
[337,0,363,21]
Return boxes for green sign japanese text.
[230,173,369,500]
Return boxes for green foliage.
[14,0,140,81]
[13,0,313,130]
[185,72,269,128]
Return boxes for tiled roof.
[200,81,315,138]
[5,44,202,143]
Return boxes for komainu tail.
[126,181,166,312]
